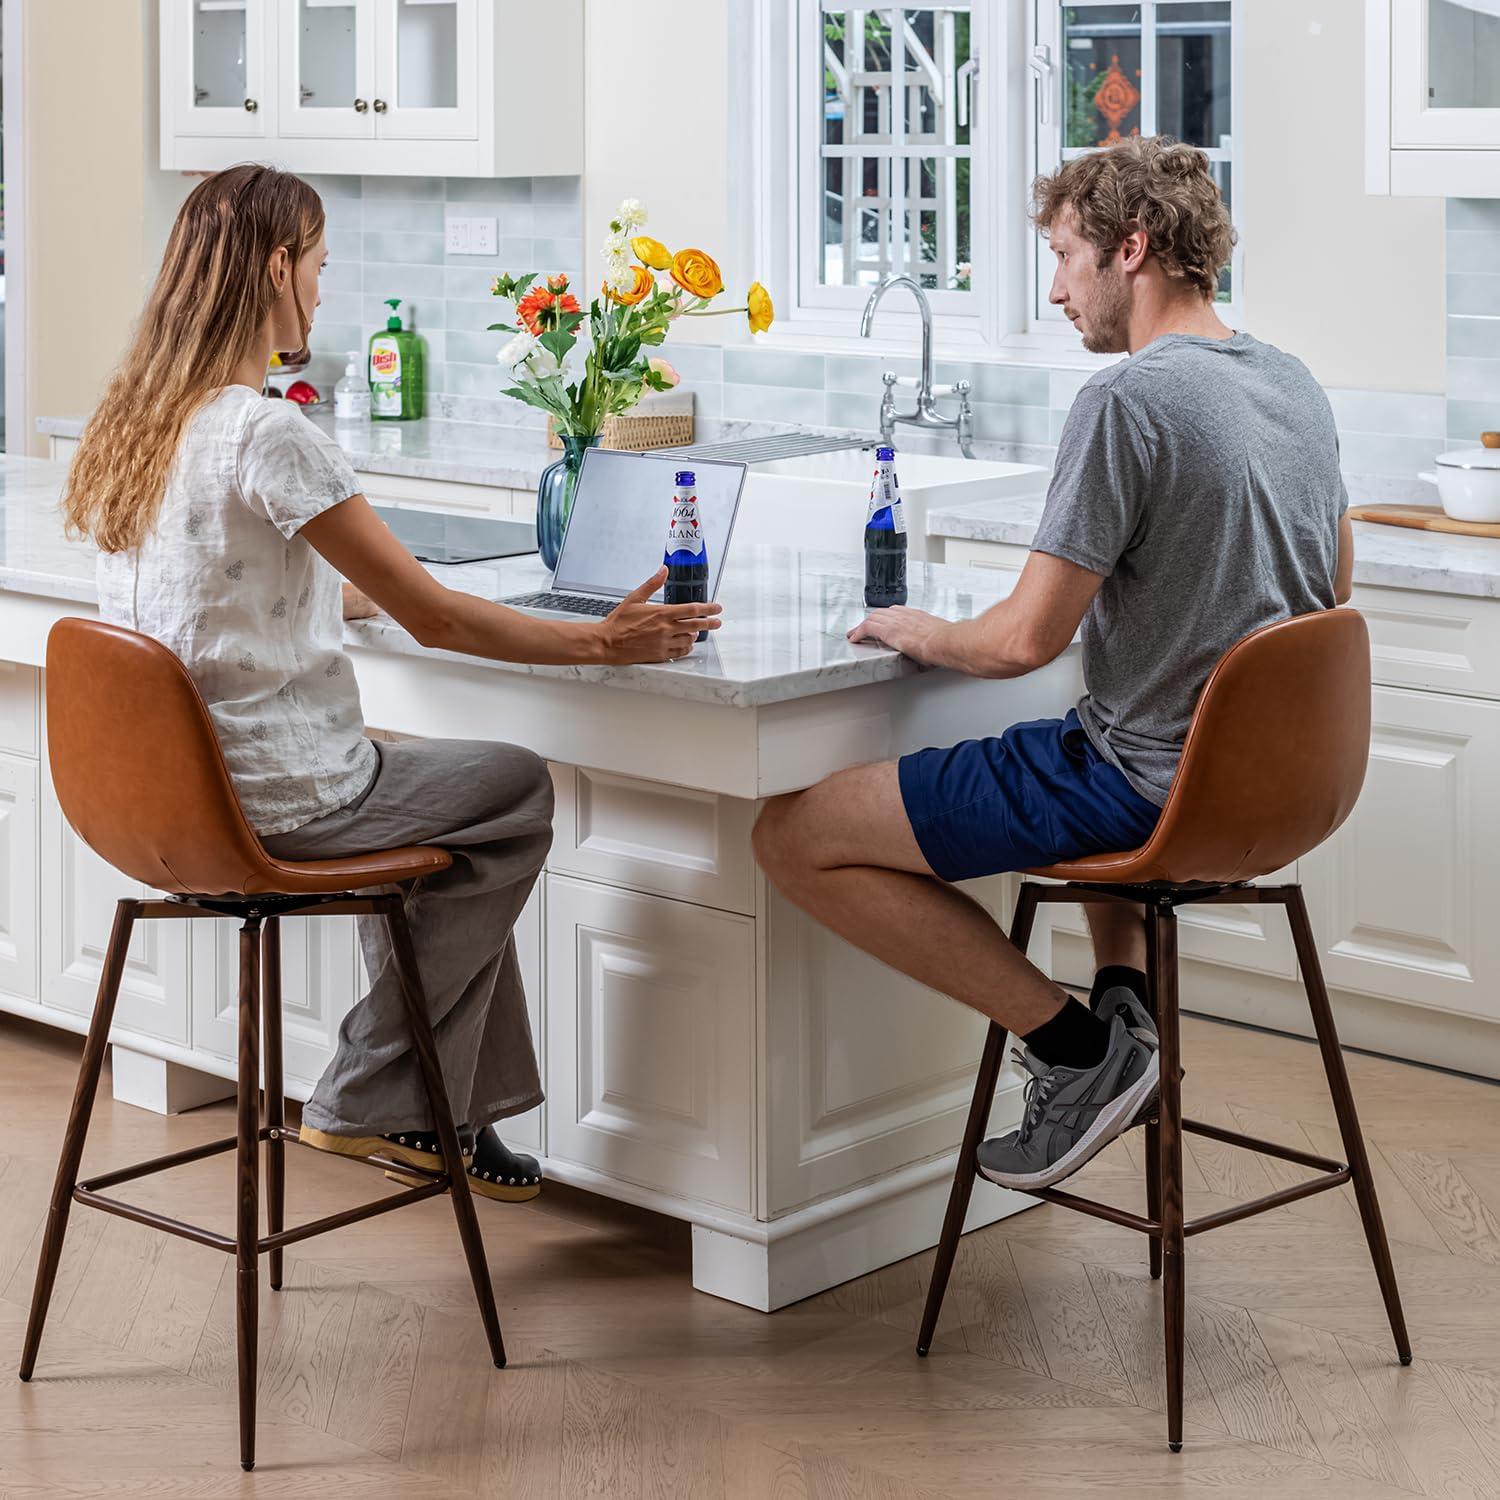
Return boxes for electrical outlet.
[471,216,497,256]
[445,216,472,255]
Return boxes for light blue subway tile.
[363,230,445,267]
[1447,232,1500,276]
[723,347,825,390]
[533,203,583,239]
[314,291,364,326]
[1448,198,1500,231]
[1448,314,1500,359]
[308,322,364,358]
[318,260,363,294]
[1446,357,1500,404]
[969,403,1052,446]
[823,353,920,392]
[303,173,362,201]
[363,198,445,233]
[446,176,532,204]
[936,362,1049,407]
[1447,399,1500,442]
[443,296,513,330]
[363,175,444,201]
[660,343,723,386]
[429,391,534,424]
[446,266,509,300]
[532,237,582,270]
[1336,431,1443,478]
[1326,388,1445,439]
[1049,409,1071,444]
[825,391,880,434]
[689,382,723,419]
[1048,368,1095,410]
[722,382,827,425]
[444,329,507,365]
[325,226,363,260]
[443,361,513,398]
[1448,274,1500,317]
[364,263,447,300]
[533,176,582,204]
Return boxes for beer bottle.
[863,446,908,609]
[663,469,710,643]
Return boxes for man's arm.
[1334,512,1354,605]
[846,550,1104,678]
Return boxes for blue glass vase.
[536,432,600,571]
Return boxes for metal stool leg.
[917,883,1040,1355]
[382,896,507,1369]
[1151,900,1186,1453]
[19,899,138,1382]
[1144,906,1163,1282]
[236,918,262,1473]
[261,918,285,1294]
[1284,887,1412,1364]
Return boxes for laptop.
[502,448,748,618]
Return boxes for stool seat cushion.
[238,844,453,897]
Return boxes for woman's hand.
[847,606,952,666]
[598,568,723,663]
[341,582,381,621]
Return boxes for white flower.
[497,330,538,371]
[602,261,637,296]
[602,230,631,264]
[616,198,647,231]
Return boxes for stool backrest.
[1132,606,1371,885]
[46,617,276,896]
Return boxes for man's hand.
[341,582,381,621]
[847,606,953,666]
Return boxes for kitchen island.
[0,457,1073,1311]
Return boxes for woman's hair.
[63,164,324,554]
[1031,135,1236,299]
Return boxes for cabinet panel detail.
[0,662,38,757]
[0,755,39,1002]
[1355,586,1500,699]
[545,876,753,1211]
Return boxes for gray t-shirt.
[1032,331,1345,806]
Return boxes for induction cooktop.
[372,504,538,565]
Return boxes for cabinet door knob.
[373,98,388,114]
[243,97,259,114]
[354,98,368,113]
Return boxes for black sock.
[1090,965,1149,1014]
[1023,997,1111,1070]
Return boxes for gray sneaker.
[976,1015,1160,1191]
[1097,984,1157,1043]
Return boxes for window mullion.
[1141,2,1158,138]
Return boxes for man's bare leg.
[1085,900,1147,971]
[752,761,1068,1035]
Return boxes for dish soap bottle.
[334,350,371,424]
[368,298,425,421]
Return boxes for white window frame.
[730,0,1242,356]
[1028,0,1244,331]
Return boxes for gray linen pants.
[261,737,553,1136]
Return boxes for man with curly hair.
[753,136,1354,1191]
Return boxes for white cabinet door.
[1303,686,1500,1023]
[1392,0,1500,149]
[544,875,754,1213]
[497,882,544,1154]
[373,0,478,140]
[38,788,191,1047]
[163,0,274,139]
[192,912,360,1092]
[0,754,39,1003]
[278,0,376,139]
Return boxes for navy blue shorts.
[897,710,1162,883]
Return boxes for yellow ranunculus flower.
[670,248,724,300]
[603,263,654,306]
[632,235,672,271]
[746,282,774,335]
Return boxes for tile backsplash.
[303,170,1457,498]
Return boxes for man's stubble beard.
[1079,266,1131,355]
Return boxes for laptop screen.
[552,449,747,601]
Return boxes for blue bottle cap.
[675,470,696,485]
[876,446,895,462]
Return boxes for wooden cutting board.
[1347,503,1500,539]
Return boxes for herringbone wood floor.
[4,1007,1500,1498]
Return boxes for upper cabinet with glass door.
[1368,0,1500,196]
[161,0,581,176]
[161,0,274,144]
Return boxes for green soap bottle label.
[370,337,402,416]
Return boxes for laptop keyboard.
[504,591,618,617]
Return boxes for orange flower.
[603,263,654,306]
[746,281,774,334]
[670,247,723,300]
[631,235,672,271]
[516,285,582,335]
[547,273,570,292]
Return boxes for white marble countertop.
[926,495,1500,602]
[0,457,1029,710]
[39,410,561,492]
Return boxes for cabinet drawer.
[1354,584,1500,701]
[547,765,757,916]
[0,663,38,757]
[544,875,754,1212]
[354,468,508,516]
[940,538,1031,573]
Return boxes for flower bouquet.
[489,198,773,567]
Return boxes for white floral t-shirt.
[96,385,377,836]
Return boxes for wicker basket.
[547,389,695,452]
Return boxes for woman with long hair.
[65,164,720,1199]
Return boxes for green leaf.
[539,328,575,364]
[486,322,517,332]
[557,310,587,337]
[642,370,673,392]
[511,273,537,301]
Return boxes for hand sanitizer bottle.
[334,351,371,424]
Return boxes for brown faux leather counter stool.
[917,607,1413,1452]
[17,619,506,1472]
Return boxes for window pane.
[194,6,247,108]
[1157,2,1230,147]
[1428,0,1500,110]
[1063,6,1142,149]
[1212,160,1231,301]
[818,8,973,295]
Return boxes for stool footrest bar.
[77,1132,268,1193]
[1026,1185,1161,1236]
[258,1179,450,1252]
[1183,1117,1348,1174]
[73,1187,236,1253]
[1185,1167,1352,1236]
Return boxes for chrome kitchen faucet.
[859,275,975,459]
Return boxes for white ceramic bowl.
[1420,448,1500,524]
